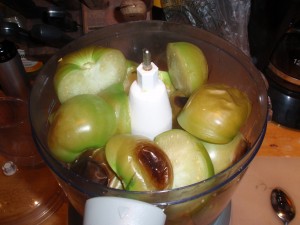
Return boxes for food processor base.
[68,202,231,225]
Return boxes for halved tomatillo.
[177,84,251,144]
[105,134,173,191]
[54,46,127,103]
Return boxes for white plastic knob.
[83,196,166,225]
[2,161,17,176]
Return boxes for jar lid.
[0,40,17,63]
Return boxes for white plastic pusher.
[83,196,166,225]
[129,49,172,140]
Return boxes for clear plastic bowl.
[30,21,268,225]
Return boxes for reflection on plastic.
[0,97,42,166]
[161,0,251,55]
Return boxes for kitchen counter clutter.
[0,121,297,225]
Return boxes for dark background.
[248,0,300,72]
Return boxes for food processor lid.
[83,196,166,225]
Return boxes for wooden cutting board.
[231,156,300,225]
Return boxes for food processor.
[29,21,268,225]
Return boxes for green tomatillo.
[158,70,176,96]
[200,132,248,174]
[177,84,252,144]
[154,129,214,189]
[123,59,138,94]
[54,46,127,103]
[105,134,174,191]
[98,82,131,134]
[167,42,208,96]
[48,94,117,163]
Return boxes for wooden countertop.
[40,121,300,225]
[258,122,300,157]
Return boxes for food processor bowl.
[29,21,268,225]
